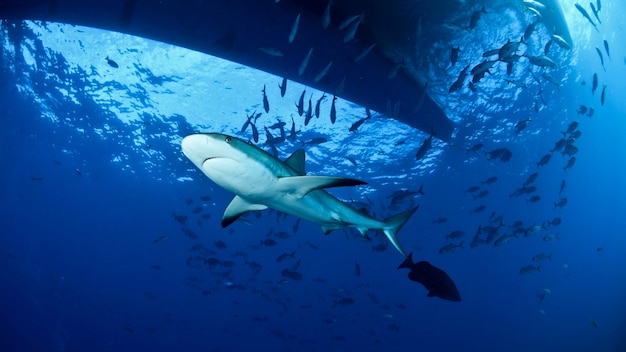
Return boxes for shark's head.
[182,133,242,166]
[181,133,254,190]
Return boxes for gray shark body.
[182,133,416,256]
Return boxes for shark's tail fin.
[382,206,418,257]
[397,252,414,270]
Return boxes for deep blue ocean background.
[1,3,626,351]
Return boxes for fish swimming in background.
[596,47,605,71]
[262,85,270,113]
[469,6,487,30]
[574,3,598,32]
[450,46,461,66]
[278,77,287,97]
[289,11,301,43]
[592,73,598,95]
[296,88,306,116]
[398,253,461,302]
[152,235,169,244]
[105,56,119,68]
[181,133,418,256]
[603,40,610,59]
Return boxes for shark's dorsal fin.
[277,176,367,199]
[221,196,268,227]
[285,149,306,175]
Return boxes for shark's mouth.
[202,156,231,167]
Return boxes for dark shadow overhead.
[0,0,572,141]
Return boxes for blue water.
[2,7,626,352]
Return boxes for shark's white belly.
[203,156,382,230]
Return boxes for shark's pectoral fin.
[321,224,345,235]
[221,196,268,227]
[278,176,367,198]
[285,149,306,175]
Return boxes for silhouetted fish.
[398,253,461,302]
[105,56,119,68]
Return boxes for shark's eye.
[225,136,232,144]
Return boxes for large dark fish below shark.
[398,253,462,302]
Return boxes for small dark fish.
[105,56,119,68]
[590,3,601,24]
[289,117,297,140]
[519,264,541,275]
[450,46,461,66]
[601,85,606,106]
[439,241,464,254]
[467,143,483,153]
[279,77,287,97]
[563,144,579,157]
[250,120,259,143]
[276,251,296,263]
[563,157,576,171]
[433,217,448,224]
[214,240,227,249]
[575,3,598,32]
[469,6,487,30]
[596,47,605,71]
[524,20,538,41]
[486,148,512,162]
[566,121,579,134]
[302,137,327,145]
[592,73,598,95]
[415,134,434,161]
[532,253,553,262]
[473,190,489,200]
[449,64,470,93]
[526,195,541,203]
[330,95,337,124]
[514,118,531,136]
[398,253,461,302]
[481,176,498,185]
[587,107,595,118]
[470,205,486,214]
[464,185,480,193]
[315,93,326,118]
[333,297,355,306]
[296,89,306,116]
[262,85,270,113]
[182,229,198,240]
[281,269,302,280]
[355,262,361,276]
[523,172,538,186]
[304,94,313,126]
[537,153,551,167]
[172,213,187,225]
[152,235,169,244]
[192,206,203,214]
[549,217,562,227]
[446,230,465,240]
[559,180,567,194]
[554,197,568,209]
[260,238,277,247]
[349,115,370,132]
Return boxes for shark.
[181,133,417,256]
